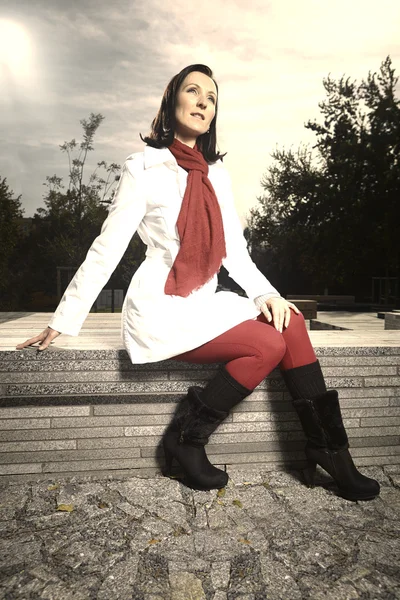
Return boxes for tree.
[28,113,145,302]
[248,56,400,301]
[0,176,24,309]
[36,114,118,270]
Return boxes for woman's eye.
[188,88,216,104]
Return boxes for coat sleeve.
[48,156,147,336]
[218,167,281,305]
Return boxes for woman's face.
[174,71,217,147]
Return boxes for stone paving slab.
[0,466,399,599]
[2,312,400,351]
[316,311,385,331]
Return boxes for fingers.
[271,305,286,333]
[37,329,60,351]
[284,306,291,329]
[270,305,281,332]
[37,335,53,351]
[261,306,273,323]
[267,300,295,333]
[262,301,283,332]
[262,299,301,333]
[16,334,45,350]
[287,302,300,314]
[16,328,60,351]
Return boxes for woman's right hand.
[16,327,61,352]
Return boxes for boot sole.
[337,489,380,501]
[163,470,228,492]
[185,477,228,492]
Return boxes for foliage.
[29,113,145,299]
[248,56,400,300]
[0,176,24,309]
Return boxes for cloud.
[0,0,399,222]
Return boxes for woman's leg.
[255,310,317,369]
[256,310,327,397]
[163,317,288,489]
[254,311,380,500]
[173,317,287,390]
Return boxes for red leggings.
[172,311,317,390]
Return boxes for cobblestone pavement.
[1,465,399,600]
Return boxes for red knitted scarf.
[164,138,227,297]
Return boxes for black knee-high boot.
[162,365,252,490]
[282,360,380,501]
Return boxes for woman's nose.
[197,97,207,109]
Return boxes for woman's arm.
[47,155,147,336]
[219,167,281,303]
[218,169,300,330]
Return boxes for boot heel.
[302,460,317,487]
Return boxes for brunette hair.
[140,64,226,163]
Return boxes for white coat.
[48,145,280,363]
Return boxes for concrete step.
[1,345,400,482]
[1,314,399,481]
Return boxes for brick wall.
[0,347,399,482]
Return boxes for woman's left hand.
[260,297,300,333]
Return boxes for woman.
[17,64,379,501]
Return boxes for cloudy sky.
[1,0,399,226]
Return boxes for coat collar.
[143,144,222,172]
[144,145,177,170]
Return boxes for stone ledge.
[2,341,400,362]
[288,295,356,303]
[1,341,399,480]
[282,299,317,319]
[385,312,400,330]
